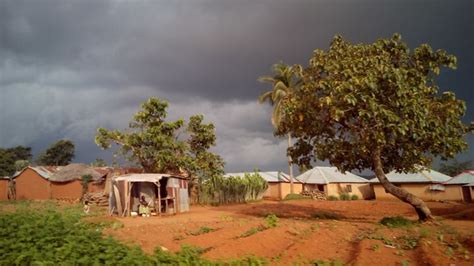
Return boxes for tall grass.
[200,172,268,205]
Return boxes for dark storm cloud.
[1,0,473,171]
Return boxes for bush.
[327,195,339,201]
[265,214,279,228]
[380,216,414,228]
[284,193,309,200]
[350,195,359,200]
[339,193,351,201]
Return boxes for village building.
[9,164,111,200]
[295,166,374,199]
[109,173,190,217]
[48,164,109,200]
[444,170,474,202]
[370,169,456,201]
[224,171,303,200]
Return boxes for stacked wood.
[83,192,109,206]
[301,190,327,200]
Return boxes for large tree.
[439,159,472,177]
[95,97,224,181]
[278,34,471,221]
[0,146,32,176]
[258,62,301,193]
[37,140,75,166]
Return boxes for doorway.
[462,186,472,202]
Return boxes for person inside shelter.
[139,196,151,217]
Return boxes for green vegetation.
[380,216,414,228]
[273,34,472,221]
[189,226,216,236]
[0,145,32,176]
[264,213,279,228]
[95,97,225,203]
[327,195,339,201]
[350,195,359,200]
[284,193,310,200]
[339,193,351,201]
[0,204,266,265]
[311,211,343,220]
[312,258,346,266]
[240,226,265,238]
[37,139,75,166]
[200,172,268,205]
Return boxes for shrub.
[380,216,414,228]
[311,211,343,220]
[327,195,339,201]
[350,195,359,200]
[265,214,279,228]
[339,193,351,201]
[284,193,310,200]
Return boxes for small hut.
[110,173,189,217]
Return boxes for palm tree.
[258,62,300,194]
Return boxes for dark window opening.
[346,185,352,192]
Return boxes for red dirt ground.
[104,200,474,265]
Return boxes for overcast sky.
[1,0,473,172]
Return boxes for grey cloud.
[1,0,473,172]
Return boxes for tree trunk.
[372,148,434,221]
[287,133,294,194]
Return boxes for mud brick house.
[295,166,374,199]
[370,169,456,201]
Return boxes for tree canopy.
[276,34,471,220]
[439,159,472,177]
[37,140,75,166]
[95,97,224,180]
[0,146,32,176]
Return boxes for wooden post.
[157,183,161,216]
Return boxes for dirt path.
[104,200,474,265]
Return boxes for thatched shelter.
[49,163,107,183]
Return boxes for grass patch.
[240,226,266,238]
[188,226,216,236]
[380,216,414,228]
[311,211,344,220]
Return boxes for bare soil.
[103,200,474,265]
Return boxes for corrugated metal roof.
[12,166,56,179]
[114,173,184,182]
[463,183,474,187]
[445,171,474,185]
[295,166,368,184]
[224,171,293,183]
[369,169,451,184]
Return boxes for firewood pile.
[83,192,109,206]
[301,190,327,200]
